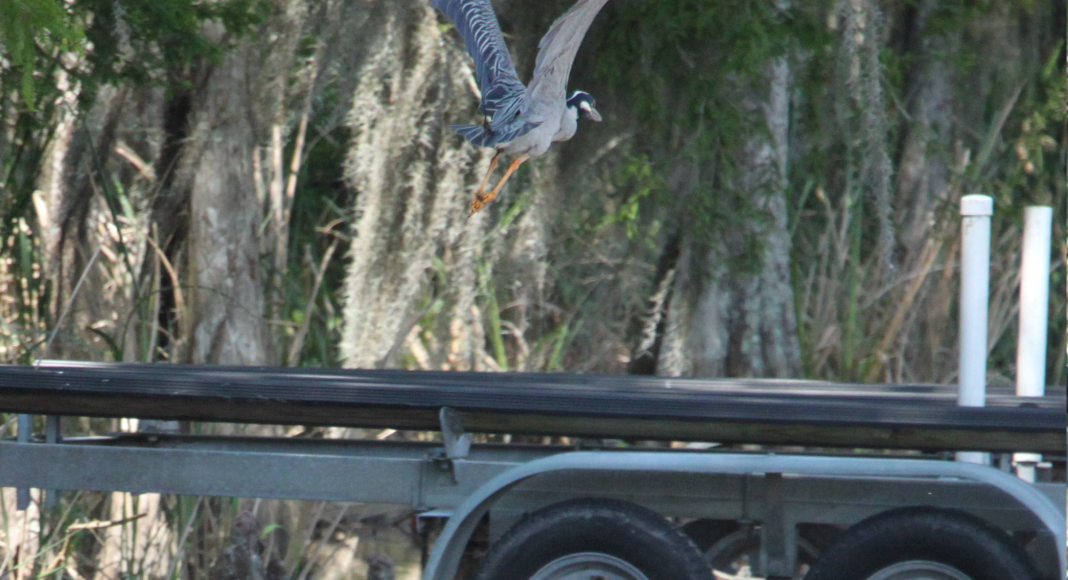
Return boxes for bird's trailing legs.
[471,150,501,201]
[470,154,529,215]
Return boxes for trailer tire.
[804,507,1039,580]
[473,498,713,580]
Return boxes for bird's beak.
[588,106,602,122]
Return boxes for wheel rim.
[865,560,974,580]
[704,529,820,577]
[528,552,651,580]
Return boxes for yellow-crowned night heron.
[432,0,608,214]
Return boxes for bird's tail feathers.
[452,124,493,147]
[450,121,540,148]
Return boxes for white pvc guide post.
[1013,206,1052,482]
[957,194,992,465]
[1015,206,1053,396]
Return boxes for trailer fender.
[421,452,1066,580]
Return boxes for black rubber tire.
[680,519,739,551]
[804,507,1040,580]
[473,498,714,580]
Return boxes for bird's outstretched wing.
[527,0,610,110]
[432,0,528,133]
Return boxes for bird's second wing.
[526,0,610,109]
[432,0,528,130]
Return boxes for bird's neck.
[566,105,579,122]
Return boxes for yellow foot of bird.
[467,154,529,217]
[469,193,496,215]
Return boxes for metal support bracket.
[13,415,62,510]
[439,407,471,460]
[429,407,472,484]
[16,414,31,510]
[760,472,794,579]
[44,416,61,509]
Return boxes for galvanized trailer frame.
[1,363,1065,580]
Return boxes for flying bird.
[432,0,609,215]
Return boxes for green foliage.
[0,0,268,361]
[993,42,1066,207]
[982,41,1067,382]
[596,0,825,135]
[0,0,266,110]
[593,0,832,278]
[0,0,267,106]
[550,0,832,372]
[76,0,267,90]
[87,327,122,361]
[0,0,83,109]
[543,320,573,372]
[478,260,509,371]
[598,155,661,240]
[279,118,351,367]
[783,0,1066,383]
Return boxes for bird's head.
[567,90,602,122]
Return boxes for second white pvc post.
[1013,206,1053,482]
[957,194,993,465]
[1015,206,1053,395]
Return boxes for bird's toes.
[469,197,486,216]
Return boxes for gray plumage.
[432,0,609,155]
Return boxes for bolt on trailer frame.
[1,362,1065,580]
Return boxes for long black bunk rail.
[0,361,1064,453]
